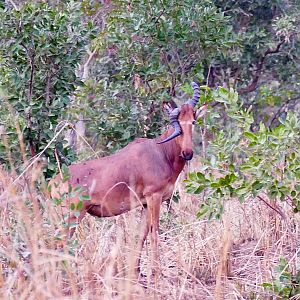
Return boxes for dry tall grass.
[0,161,299,300]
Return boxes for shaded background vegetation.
[1,0,299,157]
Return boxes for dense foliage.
[0,1,93,173]
[70,0,300,155]
[185,87,300,219]
[74,0,236,153]
[1,0,299,162]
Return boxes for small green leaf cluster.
[49,164,91,222]
[185,87,300,219]
[262,257,300,299]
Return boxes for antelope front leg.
[134,206,149,276]
[146,193,162,279]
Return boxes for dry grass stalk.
[215,215,232,300]
[1,176,300,299]
[0,123,299,299]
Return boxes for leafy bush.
[71,0,236,154]
[0,1,93,174]
[185,87,300,219]
[262,257,300,299]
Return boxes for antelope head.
[158,82,208,161]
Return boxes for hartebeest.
[50,82,207,276]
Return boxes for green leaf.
[211,182,220,188]
[194,185,205,194]
[235,186,249,196]
[251,180,264,191]
[216,87,229,103]
[196,172,206,182]
[79,194,91,201]
[76,200,83,211]
[240,164,253,172]
[197,206,209,219]
[244,131,257,141]
[188,172,198,181]
[261,282,273,288]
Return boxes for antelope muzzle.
[181,150,193,161]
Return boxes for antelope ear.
[163,99,178,109]
[162,101,178,115]
[195,103,208,119]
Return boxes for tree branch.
[237,39,285,95]
[81,49,97,80]
[27,50,35,157]
[7,0,18,10]
[269,96,300,127]
[257,195,286,219]
[45,72,52,106]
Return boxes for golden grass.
[0,162,300,300]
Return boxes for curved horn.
[157,108,182,144]
[186,82,200,107]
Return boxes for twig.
[45,72,52,106]
[269,96,299,127]
[257,195,286,219]
[82,49,97,80]
[27,53,35,103]
[152,6,166,25]
[0,122,69,203]
[54,149,63,180]
[200,65,211,158]
[8,0,18,10]
[68,123,99,158]
[12,123,69,186]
